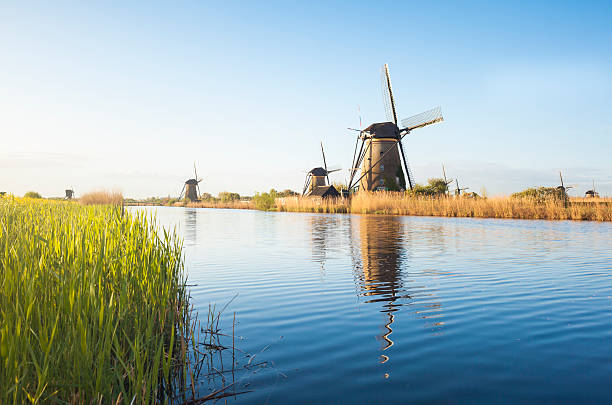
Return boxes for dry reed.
[276,192,612,221]
[183,200,254,210]
[80,190,124,206]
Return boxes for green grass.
[0,197,192,403]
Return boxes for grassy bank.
[0,197,192,403]
[276,192,612,221]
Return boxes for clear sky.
[1,1,611,198]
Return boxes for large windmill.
[348,64,444,192]
[179,163,203,201]
[302,142,341,197]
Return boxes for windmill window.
[380,178,384,185]
[380,164,385,171]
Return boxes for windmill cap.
[185,179,199,185]
[364,122,400,138]
[309,167,328,176]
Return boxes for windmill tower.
[348,64,443,192]
[179,163,203,202]
[302,142,341,197]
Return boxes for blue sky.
[1,1,611,197]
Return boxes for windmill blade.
[400,106,443,131]
[381,64,398,124]
[193,162,198,181]
[326,168,342,174]
[178,184,186,199]
[321,141,330,184]
[302,174,311,196]
[320,142,328,172]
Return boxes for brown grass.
[275,192,612,221]
[79,190,124,206]
[183,200,255,210]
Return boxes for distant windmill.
[557,171,573,195]
[442,164,453,196]
[585,179,600,198]
[454,179,469,196]
[64,188,74,200]
[348,64,443,192]
[557,171,578,199]
[302,142,341,198]
[179,163,203,201]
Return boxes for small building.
[308,185,341,199]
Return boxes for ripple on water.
[131,207,612,404]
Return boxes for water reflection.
[349,215,445,363]
[184,208,197,245]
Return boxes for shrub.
[253,189,278,211]
[511,187,566,202]
[24,191,42,199]
[406,178,449,197]
[218,191,241,203]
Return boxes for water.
[136,207,612,404]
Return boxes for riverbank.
[175,192,612,221]
[0,198,193,403]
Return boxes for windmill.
[557,171,576,198]
[442,164,453,196]
[348,64,443,192]
[64,188,74,200]
[302,142,342,197]
[585,179,599,198]
[179,163,203,201]
[454,179,468,196]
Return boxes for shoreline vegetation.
[169,192,612,222]
[0,197,242,403]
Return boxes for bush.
[278,189,299,197]
[24,191,42,199]
[406,178,449,197]
[218,191,241,203]
[253,189,278,210]
[511,187,566,202]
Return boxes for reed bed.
[183,200,254,210]
[276,192,612,221]
[0,197,192,403]
[80,190,124,206]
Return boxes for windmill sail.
[401,106,443,131]
[381,64,397,124]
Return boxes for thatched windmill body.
[179,163,203,202]
[64,188,74,200]
[302,142,341,197]
[348,64,443,192]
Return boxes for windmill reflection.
[184,208,197,245]
[308,214,346,277]
[350,215,444,363]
